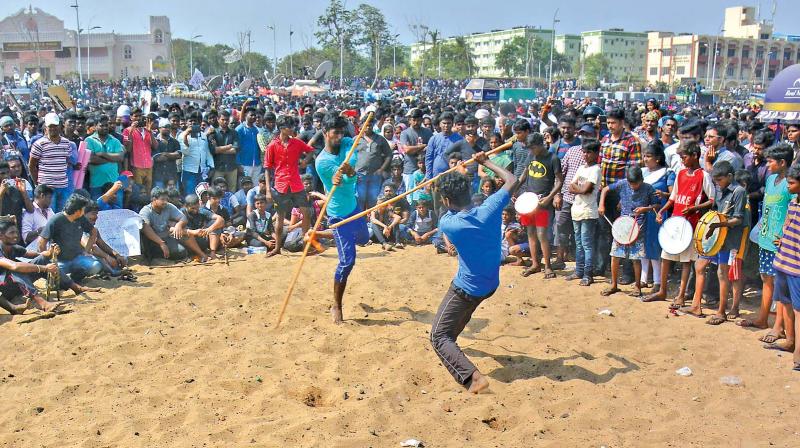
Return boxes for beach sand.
[0,245,798,447]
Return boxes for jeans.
[595,188,618,275]
[574,219,597,279]
[52,185,74,213]
[241,165,262,182]
[58,255,103,283]
[181,171,202,197]
[356,173,383,211]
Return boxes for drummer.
[684,161,747,323]
[598,166,660,297]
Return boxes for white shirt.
[21,201,54,243]
[571,164,601,221]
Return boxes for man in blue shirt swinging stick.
[314,114,370,324]
[431,150,520,393]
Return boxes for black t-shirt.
[521,151,561,197]
[40,213,93,261]
[152,136,180,183]
[211,127,240,172]
[1,184,26,231]
[0,244,27,261]
[181,207,215,230]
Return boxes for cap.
[578,124,596,135]
[0,116,13,127]
[44,112,60,126]
[474,109,490,120]
[158,118,171,128]
[406,108,423,119]
[120,170,134,178]
[116,105,131,118]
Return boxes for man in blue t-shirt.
[431,150,519,394]
[314,114,369,324]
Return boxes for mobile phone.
[191,124,200,137]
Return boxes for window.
[756,48,764,59]
[727,47,736,57]
[785,49,791,60]
[123,45,132,59]
[650,67,658,75]
[675,45,691,56]
[154,29,163,44]
[676,66,685,75]
[662,48,672,57]
[661,67,669,75]
[742,48,750,58]
[726,66,734,77]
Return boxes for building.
[580,29,648,83]
[0,7,173,82]
[646,6,800,89]
[555,34,581,69]
[410,26,553,78]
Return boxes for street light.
[393,33,400,77]
[86,25,100,81]
[289,26,294,77]
[548,8,560,92]
[189,34,202,75]
[267,25,277,76]
[763,50,776,89]
[70,0,83,91]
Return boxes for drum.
[611,216,640,245]
[694,211,728,257]
[514,192,539,218]
[659,216,693,255]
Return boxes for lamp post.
[289,26,294,77]
[69,0,83,91]
[393,33,400,77]
[548,8,560,92]
[763,50,775,89]
[189,34,202,75]
[86,25,100,81]
[267,25,277,75]
[580,43,588,89]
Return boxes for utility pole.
[189,34,202,75]
[70,0,83,91]
[339,33,344,87]
[548,8,559,92]
[289,26,294,77]
[86,25,100,81]
[393,34,400,77]
[267,25,277,75]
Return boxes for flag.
[224,49,242,64]
[189,68,205,89]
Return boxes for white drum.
[514,192,540,218]
[658,216,693,255]
[611,216,640,245]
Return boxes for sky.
[5,0,797,61]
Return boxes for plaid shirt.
[600,131,641,187]
[560,145,585,204]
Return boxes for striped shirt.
[774,200,800,277]
[600,131,641,187]
[29,135,71,188]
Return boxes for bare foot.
[737,318,768,329]
[71,284,101,295]
[266,248,281,258]
[468,370,489,394]
[330,306,343,324]
[32,296,60,312]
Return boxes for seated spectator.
[234,176,253,208]
[96,176,133,211]
[21,184,54,245]
[0,160,33,231]
[369,193,402,251]
[246,174,269,216]
[182,194,224,261]
[0,218,61,313]
[501,206,525,265]
[383,161,406,196]
[38,194,103,291]
[406,199,437,245]
[246,194,276,249]
[7,158,33,199]
[139,187,190,262]
[211,176,243,226]
[81,201,130,278]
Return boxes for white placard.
[96,209,144,257]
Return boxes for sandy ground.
[1,245,799,447]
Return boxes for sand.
[0,245,798,447]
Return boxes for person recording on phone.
[0,159,33,233]
[179,112,215,196]
[122,108,157,193]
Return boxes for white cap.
[44,112,60,126]
[116,105,131,118]
[158,118,171,128]
[474,109,489,120]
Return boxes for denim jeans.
[181,171,202,197]
[58,255,103,283]
[52,185,74,213]
[574,219,597,279]
[357,173,383,211]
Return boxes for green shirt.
[481,153,513,179]
[86,133,124,188]
[759,174,795,252]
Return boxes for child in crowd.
[684,161,747,324]
[406,199,438,245]
[772,164,800,369]
[383,161,406,196]
[501,207,524,265]
[729,169,753,319]
[599,166,659,297]
[480,178,497,199]
[518,133,562,279]
[234,176,253,209]
[246,193,275,249]
[369,186,403,251]
[566,141,601,286]
[448,152,463,169]
[410,156,432,206]
[646,142,715,305]
[739,144,795,339]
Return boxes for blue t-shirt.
[315,137,358,218]
[440,188,510,296]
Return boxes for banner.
[224,49,242,64]
[95,209,143,257]
[189,68,205,89]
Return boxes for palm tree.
[453,36,475,77]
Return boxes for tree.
[495,36,526,77]
[355,4,391,85]
[171,39,272,81]
[453,37,475,77]
[583,54,611,86]
[413,39,475,80]
[495,35,557,79]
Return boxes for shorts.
[510,242,530,256]
[611,236,645,260]
[660,244,698,263]
[759,248,776,277]
[273,189,310,213]
[773,270,800,309]
[520,207,550,228]
[701,250,733,266]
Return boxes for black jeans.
[430,283,494,388]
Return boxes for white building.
[580,29,648,83]
[0,7,172,82]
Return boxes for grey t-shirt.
[446,140,478,175]
[355,133,393,175]
[400,126,433,174]
[714,183,747,252]
[139,202,186,238]
[40,213,94,261]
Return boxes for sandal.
[119,272,137,282]
[641,294,666,303]
[759,332,785,344]
[763,342,795,352]
[792,363,800,372]
[579,278,593,286]
[551,261,567,271]
[522,266,542,277]
[737,319,768,329]
[706,315,727,325]
[564,273,580,281]
[679,307,705,318]
[543,269,556,279]
[600,287,620,297]
[628,290,643,298]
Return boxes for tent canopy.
[757,63,800,123]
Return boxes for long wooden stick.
[275,111,375,327]
[329,135,518,230]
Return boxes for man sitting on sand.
[431,150,519,394]
[0,218,61,313]
[139,187,191,262]
[181,194,224,261]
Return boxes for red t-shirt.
[671,168,709,228]
[265,137,313,193]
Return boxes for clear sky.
[5,0,797,60]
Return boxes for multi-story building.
[580,29,648,83]
[645,6,799,89]
[555,34,581,70]
[0,7,173,82]
[410,26,553,78]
